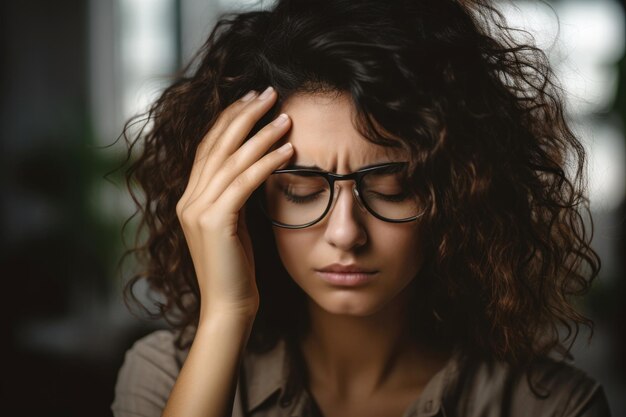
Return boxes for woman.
[111,0,611,416]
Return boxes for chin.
[309,291,387,317]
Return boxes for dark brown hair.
[120,0,600,372]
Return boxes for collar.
[242,338,463,417]
[242,337,291,413]
[411,346,463,417]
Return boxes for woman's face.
[271,92,425,317]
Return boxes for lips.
[315,263,378,287]
[316,263,378,273]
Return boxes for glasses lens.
[360,167,421,220]
[260,172,331,226]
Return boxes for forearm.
[161,313,255,417]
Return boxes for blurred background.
[1,0,624,415]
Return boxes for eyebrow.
[284,161,401,172]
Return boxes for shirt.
[111,329,611,417]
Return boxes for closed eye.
[365,191,410,202]
[283,189,325,203]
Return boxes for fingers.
[215,141,294,219]
[208,87,278,167]
[185,87,279,205]
[188,90,260,186]
[195,112,292,206]
[182,89,261,205]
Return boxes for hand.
[175,87,293,321]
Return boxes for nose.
[322,181,368,250]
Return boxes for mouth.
[317,263,378,274]
[315,263,378,286]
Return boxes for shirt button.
[280,397,293,408]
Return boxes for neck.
[299,280,448,398]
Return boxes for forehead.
[277,92,404,173]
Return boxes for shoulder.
[111,329,190,417]
[449,354,611,417]
[518,356,610,417]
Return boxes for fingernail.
[241,90,257,102]
[259,86,274,100]
[272,113,289,126]
[277,142,293,154]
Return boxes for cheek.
[272,228,316,278]
[372,224,424,277]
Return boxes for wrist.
[198,306,257,330]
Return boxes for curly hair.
[120,0,600,373]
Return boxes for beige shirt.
[111,330,611,417]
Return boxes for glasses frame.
[254,161,426,229]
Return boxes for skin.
[165,87,449,417]
[272,92,451,416]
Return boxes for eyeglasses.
[253,162,426,229]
